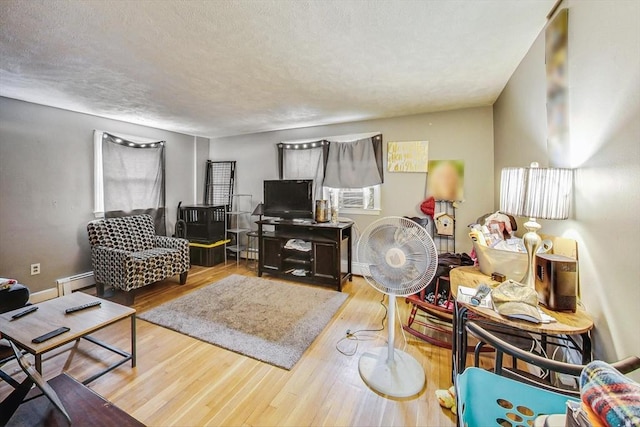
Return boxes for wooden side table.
[449,266,594,379]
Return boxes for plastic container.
[473,240,528,280]
[189,244,225,267]
[457,368,577,427]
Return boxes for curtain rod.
[280,131,382,145]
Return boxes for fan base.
[358,346,425,398]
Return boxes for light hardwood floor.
[1,264,458,426]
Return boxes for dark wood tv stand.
[257,219,353,291]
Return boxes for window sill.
[339,208,381,216]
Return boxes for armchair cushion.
[88,215,156,252]
[155,235,189,251]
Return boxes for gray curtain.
[102,133,166,235]
[323,135,384,188]
[278,140,329,202]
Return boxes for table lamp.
[499,162,573,288]
[252,202,264,221]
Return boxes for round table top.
[450,266,593,335]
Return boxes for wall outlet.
[30,263,41,275]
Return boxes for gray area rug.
[139,274,348,370]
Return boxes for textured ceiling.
[0,0,554,138]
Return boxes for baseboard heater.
[347,261,365,277]
[56,271,95,296]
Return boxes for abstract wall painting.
[427,160,464,202]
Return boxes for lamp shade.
[500,163,573,220]
[252,202,264,216]
[500,167,527,217]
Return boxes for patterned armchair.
[87,214,189,304]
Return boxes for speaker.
[535,253,578,312]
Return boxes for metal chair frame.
[465,321,640,397]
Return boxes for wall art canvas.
[546,8,570,167]
[387,140,429,172]
[427,160,464,201]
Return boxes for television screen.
[263,180,313,219]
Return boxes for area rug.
[139,274,348,370]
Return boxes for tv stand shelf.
[283,256,311,266]
[257,219,353,291]
[260,230,337,244]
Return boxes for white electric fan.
[356,216,438,398]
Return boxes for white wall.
[211,107,495,253]
[0,97,208,293]
[493,0,640,369]
[195,136,210,204]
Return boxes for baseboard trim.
[56,271,95,296]
[351,261,365,277]
[29,287,60,304]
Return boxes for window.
[279,132,384,216]
[93,130,167,233]
[323,185,381,215]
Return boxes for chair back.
[0,341,71,425]
[87,214,156,252]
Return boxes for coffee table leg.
[35,354,42,374]
[131,314,136,368]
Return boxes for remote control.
[32,327,70,343]
[11,306,38,319]
[65,300,101,314]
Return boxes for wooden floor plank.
[1,264,456,426]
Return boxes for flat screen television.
[263,179,313,219]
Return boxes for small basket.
[457,368,578,427]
